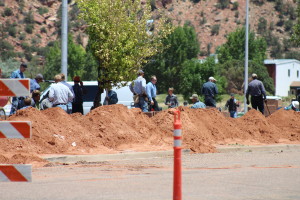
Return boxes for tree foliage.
[77,0,172,91]
[217,28,267,64]
[291,0,300,46]
[44,34,97,81]
[144,25,199,94]
[218,59,274,95]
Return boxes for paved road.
[1,149,300,200]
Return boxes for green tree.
[44,34,97,81]
[217,28,267,64]
[77,0,172,107]
[218,59,274,95]
[292,0,300,45]
[144,25,199,94]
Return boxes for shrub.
[284,20,293,31]
[24,11,34,24]
[257,17,267,34]
[274,0,283,13]
[216,0,230,9]
[40,27,47,33]
[232,2,239,10]
[25,24,34,34]
[19,32,26,40]
[200,16,207,25]
[269,21,275,30]
[8,26,17,37]
[4,8,13,16]
[0,0,4,6]
[38,7,48,15]
[234,11,239,18]
[211,24,220,35]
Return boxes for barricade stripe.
[173,129,181,137]
[0,122,31,138]
[0,131,6,138]
[174,136,181,140]
[19,79,30,90]
[11,122,31,138]
[174,139,181,147]
[0,165,28,182]
[0,81,15,96]
[0,79,30,96]
[0,171,10,181]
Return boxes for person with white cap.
[246,73,267,115]
[129,69,148,112]
[201,76,218,107]
[30,73,44,93]
[189,94,206,109]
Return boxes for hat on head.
[230,93,235,96]
[73,76,81,82]
[189,94,198,100]
[35,74,43,79]
[252,73,258,78]
[137,69,144,75]
[20,63,27,68]
[209,76,216,81]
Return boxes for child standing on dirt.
[225,93,239,118]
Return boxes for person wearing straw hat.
[189,94,206,109]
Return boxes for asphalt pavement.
[1,145,300,200]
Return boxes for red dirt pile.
[1,105,300,165]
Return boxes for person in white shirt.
[48,74,74,113]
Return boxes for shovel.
[264,100,270,116]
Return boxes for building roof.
[264,59,300,65]
[290,81,300,87]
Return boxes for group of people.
[9,63,86,115]
[130,70,267,119]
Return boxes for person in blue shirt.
[129,70,148,112]
[10,63,27,115]
[103,89,118,105]
[146,75,161,111]
[201,77,218,107]
[190,94,206,109]
[30,74,43,93]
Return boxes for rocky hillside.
[0,0,298,63]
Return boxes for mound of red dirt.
[1,105,300,165]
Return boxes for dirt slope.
[1,105,300,165]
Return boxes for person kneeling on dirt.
[19,97,32,110]
[30,90,41,110]
[103,89,118,105]
[225,93,239,118]
[190,94,206,109]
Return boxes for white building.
[264,59,300,97]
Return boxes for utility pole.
[244,0,249,113]
[61,0,68,79]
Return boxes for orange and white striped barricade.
[0,79,30,97]
[0,121,31,138]
[173,110,182,200]
[0,78,32,182]
[0,164,32,182]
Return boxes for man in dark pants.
[246,73,267,115]
[201,77,218,107]
[72,76,84,114]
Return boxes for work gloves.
[246,99,250,105]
